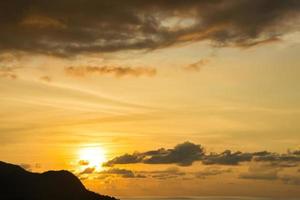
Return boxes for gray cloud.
[0,0,299,56]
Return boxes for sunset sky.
[1,0,300,198]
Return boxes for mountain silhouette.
[0,161,117,200]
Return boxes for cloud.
[292,150,300,155]
[0,66,18,80]
[202,150,253,165]
[253,152,300,162]
[239,164,280,180]
[40,76,52,82]
[78,160,90,166]
[0,0,299,56]
[280,175,300,185]
[104,142,300,167]
[195,167,232,179]
[0,72,17,79]
[65,65,156,77]
[239,163,300,185]
[103,153,144,167]
[143,142,204,166]
[103,141,204,167]
[184,58,210,71]
[79,167,95,175]
[99,168,145,178]
[143,167,186,180]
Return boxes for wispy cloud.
[184,58,210,71]
[98,168,145,179]
[65,66,156,77]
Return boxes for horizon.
[0,0,300,199]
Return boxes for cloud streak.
[98,168,145,179]
[65,66,156,77]
[195,167,232,179]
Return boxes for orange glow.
[78,146,106,169]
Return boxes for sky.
[0,0,300,198]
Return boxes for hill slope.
[0,161,117,200]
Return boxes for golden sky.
[0,0,300,198]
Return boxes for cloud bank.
[104,142,300,167]
[0,0,299,56]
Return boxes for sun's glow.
[78,146,106,169]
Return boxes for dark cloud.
[65,66,156,77]
[143,142,204,166]
[0,0,299,56]
[103,141,204,167]
[202,150,253,165]
[103,153,144,167]
[253,152,300,162]
[202,150,300,166]
[104,142,300,167]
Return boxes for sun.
[78,146,106,169]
